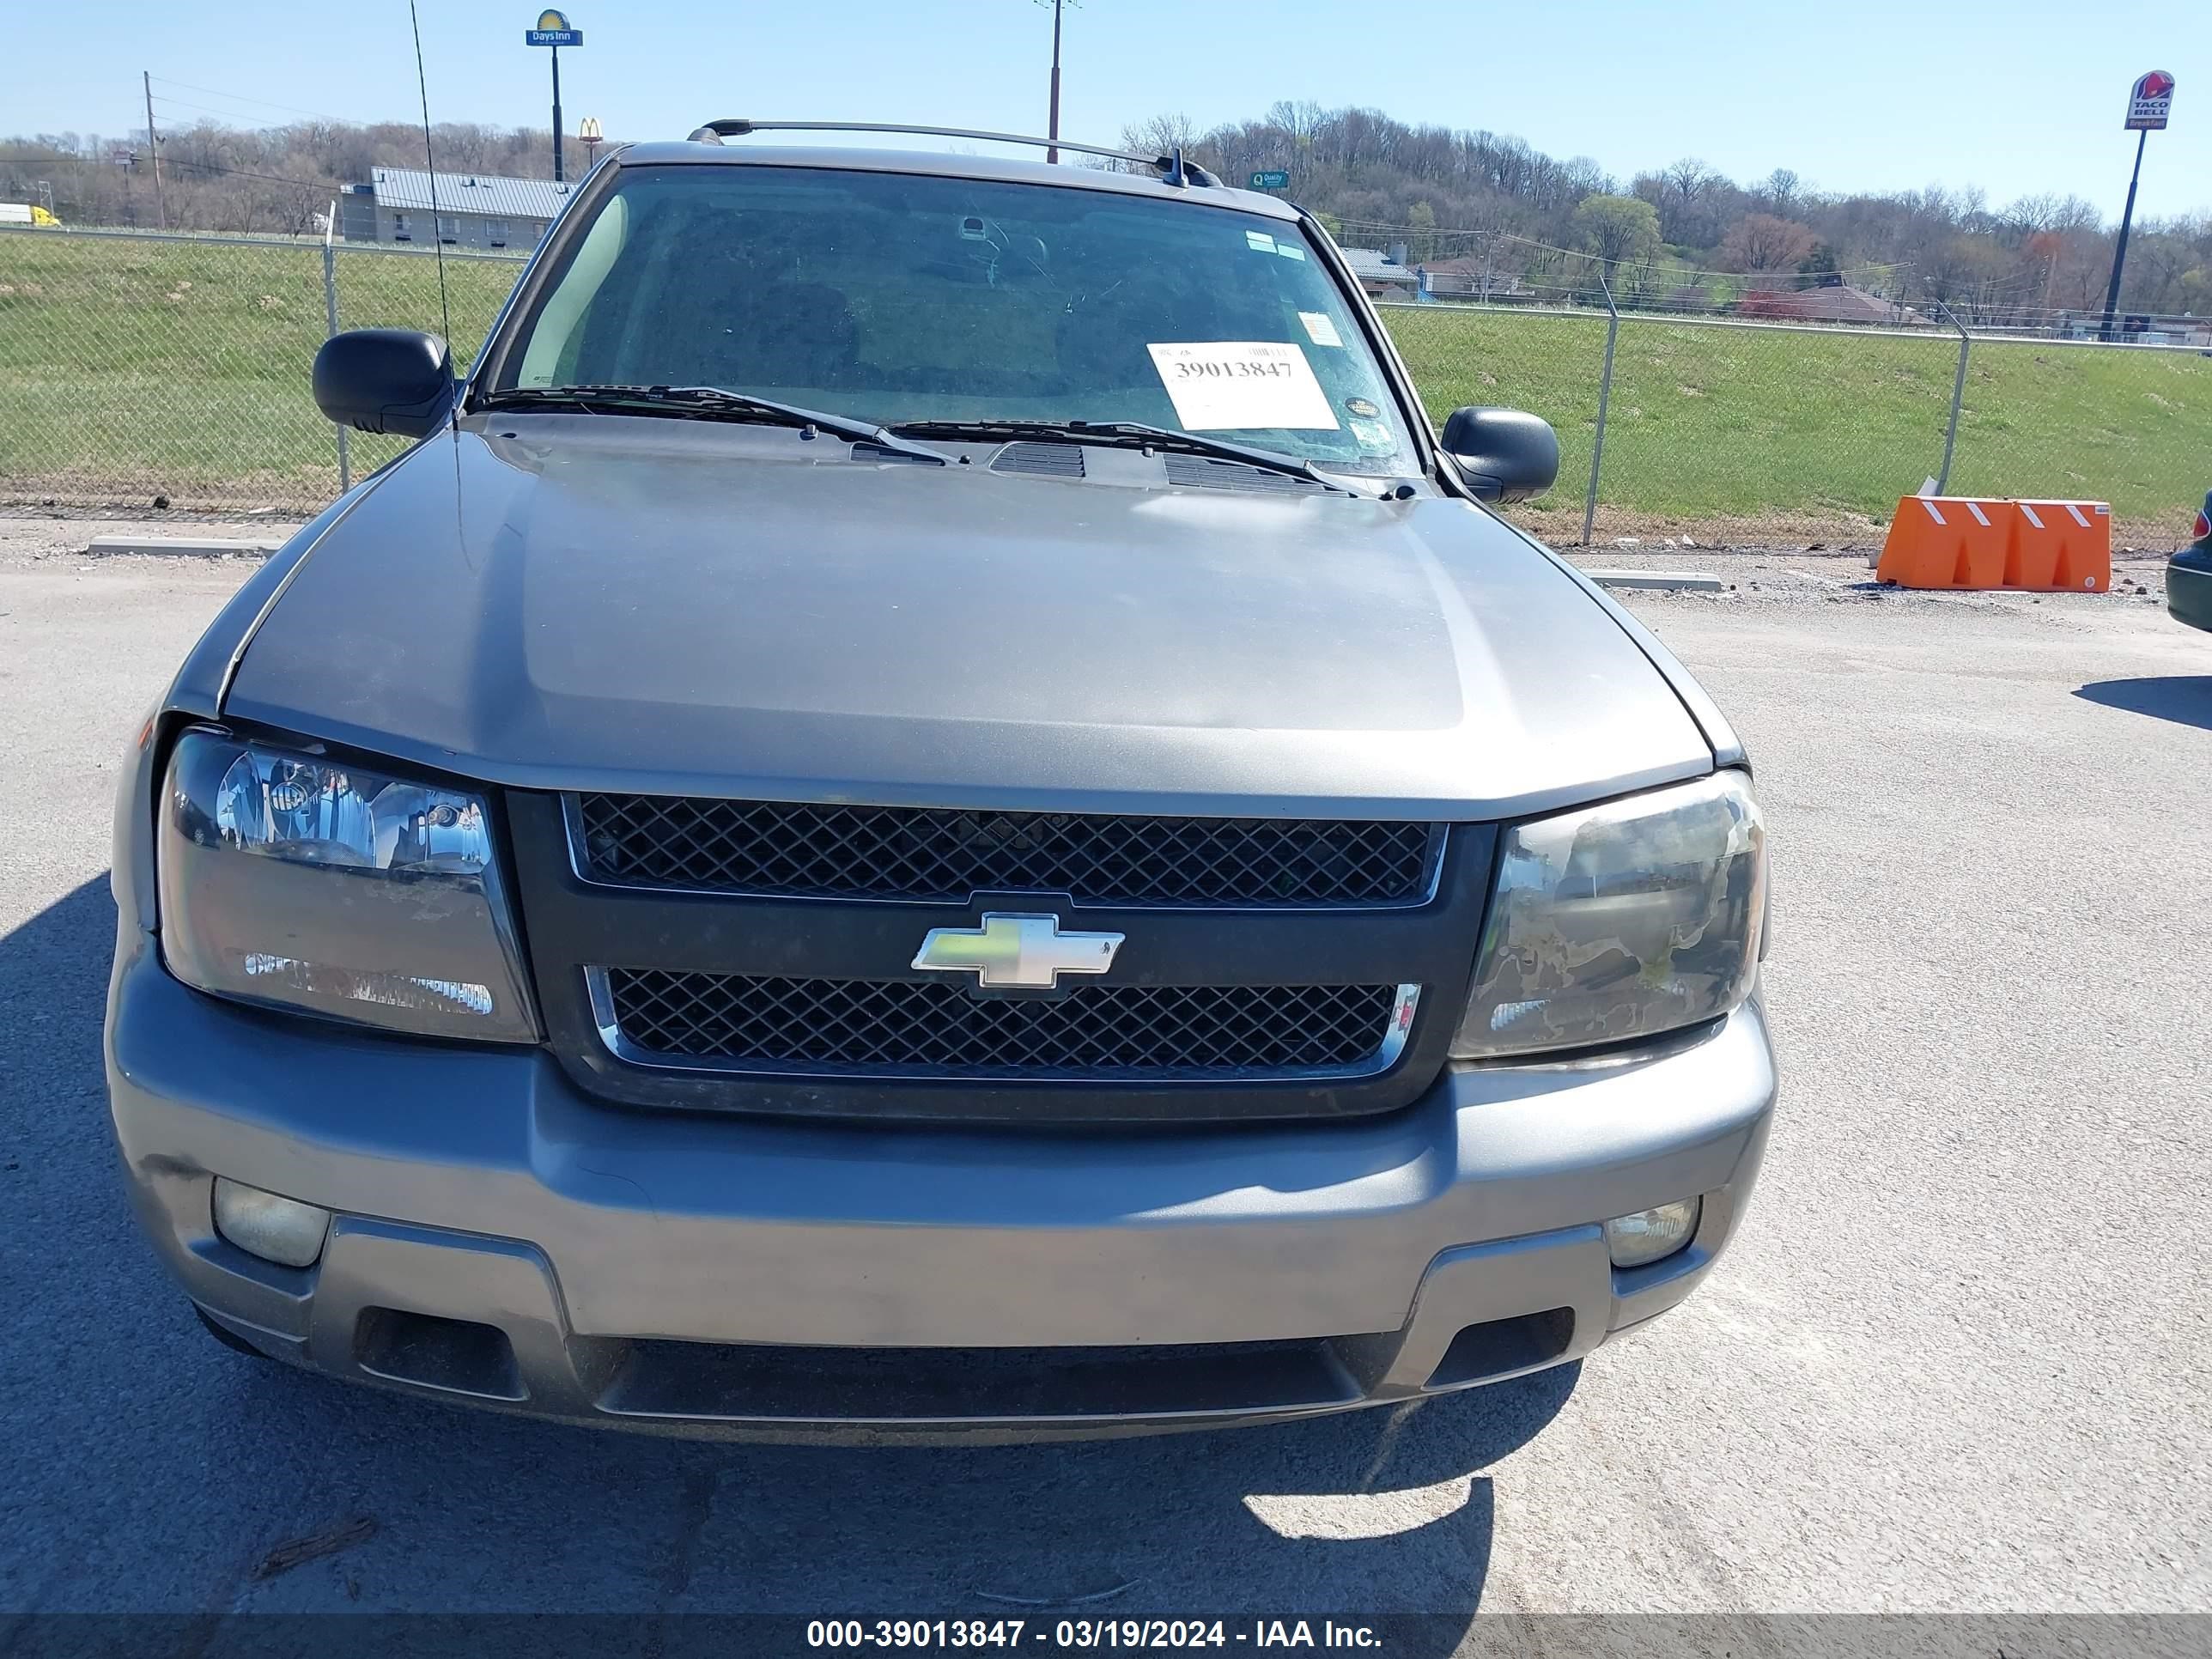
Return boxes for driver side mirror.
[312,328,457,439]
[1441,406,1559,502]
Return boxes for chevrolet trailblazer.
[105,121,1773,1437]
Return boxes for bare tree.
[1661,157,1715,225]
[1721,213,1819,274]
[1120,113,1197,161]
[1263,100,1325,145]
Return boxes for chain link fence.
[1382,297,2210,546]
[2,224,2207,545]
[0,225,520,511]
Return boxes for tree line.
[1121,103,2208,324]
[5,103,2207,322]
[0,120,589,240]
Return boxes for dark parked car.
[105,121,1773,1438]
[2169,491,2212,633]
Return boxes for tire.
[194,1304,274,1361]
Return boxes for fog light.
[1605,1198,1701,1269]
[212,1177,331,1268]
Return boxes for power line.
[149,94,295,131]
[148,75,355,126]
[137,155,340,191]
[0,149,289,185]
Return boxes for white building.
[337,167,575,252]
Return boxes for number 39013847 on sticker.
[1144,341,1341,431]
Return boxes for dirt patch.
[1510,502,2189,553]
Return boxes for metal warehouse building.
[337,167,574,251]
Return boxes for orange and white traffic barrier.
[2003,500,2111,592]
[1876,496,2110,592]
[1876,495,2006,589]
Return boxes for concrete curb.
[85,534,282,558]
[1588,569,1727,592]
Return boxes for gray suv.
[105,123,1774,1438]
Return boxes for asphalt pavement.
[2,527,2207,1630]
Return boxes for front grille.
[598,1334,1370,1422]
[574,795,1439,908]
[599,969,1411,1079]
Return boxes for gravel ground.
[1,517,2206,1633]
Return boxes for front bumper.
[107,933,1776,1440]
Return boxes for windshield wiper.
[477,384,946,466]
[888,419,1358,495]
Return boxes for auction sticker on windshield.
[1146,342,1340,431]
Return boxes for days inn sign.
[526,9,582,46]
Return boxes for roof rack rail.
[682,119,1220,188]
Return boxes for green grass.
[0,232,518,504]
[1383,303,2210,539]
[2,230,2206,539]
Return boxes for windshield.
[489,164,1423,477]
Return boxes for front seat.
[1055,281,1226,405]
[708,281,860,393]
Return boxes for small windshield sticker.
[1344,396,1381,417]
[1298,311,1345,349]
[1244,229,1278,253]
[1146,342,1341,431]
[1276,244,1307,261]
[1349,417,1395,452]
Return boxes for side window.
[391,211,410,242]
[485,218,509,248]
[438,214,459,245]
[515,192,631,387]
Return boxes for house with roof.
[1735,282,1918,328]
[1338,246,1419,300]
[1415,256,1524,302]
[337,167,575,252]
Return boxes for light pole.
[1036,0,1076,163]
[2100,70,2174,340]
[525,10,585,182]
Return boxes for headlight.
[156,729,538,1041]
[1453,771,1765,1059]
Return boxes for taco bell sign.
[2125,70,2174,131]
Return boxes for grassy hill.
[0,231,517,502]
[3,229,2204,542]
[1385,303,2210,543]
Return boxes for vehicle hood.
[222,417,1713,817]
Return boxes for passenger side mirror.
[312,329,457,440]
[1440,406,1559,502]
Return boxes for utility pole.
[112,145,141,226]
[143,70,166,229]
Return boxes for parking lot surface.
[2,529,2207,1623]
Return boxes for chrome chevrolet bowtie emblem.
[911,913,1125,990]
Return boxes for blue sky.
[14,1,2203,222]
